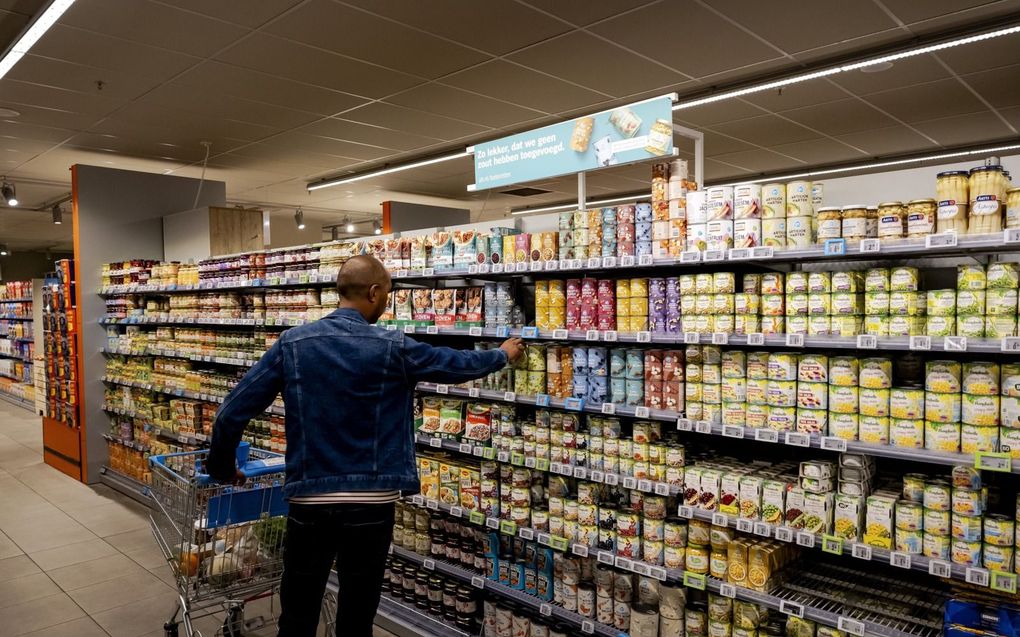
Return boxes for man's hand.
[500,338,525,364]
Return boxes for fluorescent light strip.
[0,0,75,81]
[308,150,472,191]
[511,193,651,216]
[674,24,1020,111]
[711,143,1020,188]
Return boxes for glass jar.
[969,165,1006,234]
[1006,187,1020,229]
[866,206,879,237]
[906,199,937,237]
[841,205,869,240]
[816,207,842,240]
[936,171,969,204]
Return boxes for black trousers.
[277,501,395,637]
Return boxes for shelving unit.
[41,262,84,481]
[0,282,36,412]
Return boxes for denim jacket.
[206,307,508,498]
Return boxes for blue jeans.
[277,502,395,637]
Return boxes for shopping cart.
[148,442,289,637]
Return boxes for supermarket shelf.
[0,351,32,363]
[100,346,257,368]
[0,315,32,321]
[375,595,474,637]
[390,544,619,637]
[414,382,1017,473]
[96,233,1020,299]
[0,298,33,303]
[100,376,285,416]
[98,466,153,508]
[0,371,29,382]
[0,390,34,412]
[100,316,298,329]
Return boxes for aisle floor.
[0,401,395,637]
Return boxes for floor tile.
[0,554,42,580]
[29,538,119,571]
[65,501,151,537]
[20,616,109,637]
[0,592,86,636]
[0,572,62,608]
[3,517,97,553]
[48,552,149,592]
[0,530,23,559]
[90,592,181,637]
[68,569,174,615]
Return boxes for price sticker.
[620,256,635,267]
[728,248,751,260]
[536,458,550,471]
[497,451,510,463]
[703,249,725,262]
[712,332,729,345]
[695,420,713,434]
[719,583,737,599]
[602,330,618,342]
[468,388,480,398]
[683,571,707,590]
[544,261,558,271]
[521,326,538,339]
[785,432,810,447]
[649,566,667,581]
[573,467,588,480]
[966,567,990,587]
[679,250,701,263]
[436,384,449,395]
[469,512,485,525]
[463,326,482,339]
[991,571,1018,594]
[519,527,534,540]
[585,330,600,342]
[822,535,844,555]
[470,575,485,589]
[737,518,753,533]
[754,522,771,537]
[571,259,583,270]
[486,517,500,529]
[495,326,509,338]
[425,325,439,335]
[581,620,595,634]
[852,543,872,560]
[975,451,1011,472]
[635,331,652,344]
[639,254,654,266]
[482,447,495,460]
[684,332,700,344]
[776,527,794,543]
[535,393,551,407]
[551,329,569,340]
[796,532,816,548]
[423,558,435,571]
[926,232,958,249]
[601,402,616,415]
[786,333,805,347]
[722,425,744,439]
[426,499,439,511]
[499,520,517,536]
[856,334,877,349]
[780,601,805,619]
[755,429,780,444]
[909,335,931,351]
[525,456,536,468]
[632,562,650,576]
[824,238,846,256]
[411,495,424,506]
[597,551,615,565]
[614,556,632,570]
[1002,336,1020,352]
[403,325,416,334]
[602,257,617,268]
[622,476,637,489]
[467,264,479,275]
[712,513,729,526]
[503,391,517,402]
[944,335,968,351]
[677,418,693,432]
[396,270,408,279]
[634,406,651,418]
[539,603,552,617]
[838,617,866,636]
[928,559,952,578]
[516,262,529,272]
[458,443,472,454]
[491,263,504,274]
[587,257,601,269]
[677,505,694,519]
[890,551,912,569]
[603,473,619,486]
[572,543,589,557]
[638,479,653,492]
[821,436,847,452]
[511,452,524,466]
[449,506,464,518]
[655,482,671,496]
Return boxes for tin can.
[617,508,640,537]
[923,533,951,560]
[664,518,688,547]
[985,514,1016,546]
[896,528,923,554]
[953,488,983,516]
[924,508,950,536]
[951,538,982,567]
[786,181,812,217]
[924,480,952,511]
[952,513,983,542]
[984,544,1014,572]
[903,473,927,502]
[786,216,814,247]
[664,545,686,569]
[896,500,923,531]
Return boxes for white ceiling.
[1,0,1019,251]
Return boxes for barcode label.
[719,583,737,598]
[780,601,804,618]
[471,576,485,589]
[838,617,866,636]
[635,406,650,418]
[852,543,872,560]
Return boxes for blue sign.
[471,95,675,191]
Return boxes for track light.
[373,220,382,235]
[0,244,9,257]
[0,0,76,81]
[1,181,16,206]
[331,226,339,241]
[345,217,355,233]
[294,208,305,230]
[308,150,472,192]
[52,204,62,225]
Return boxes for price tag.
[712,332,729,345]
[516,262,529,272]
[620,476,636,489]
[722,425,744,439]
[776,527,794,542]
[838,617,866,637]
[539,603,552,617]
[496,326,509,338]
[966,567,990,587]
[684,332,700,344]
[426,499,439,511]
[620,256,635,267]
[677,418,693,432]
[436,384,450,395]
[525,456,536,468]
[458,442,472,454]
[468,326,483,337]
[469,511,485,525]
[470,575,485,589]
[852,543,872,560]
[572,543,589,557]
[856,334,877,349]
[544,261,558,271]
[991,571,1018,594]
[890,551,912,569]
[821,436,847,452]
[403,325,416,334]
[926,232,958,248]
[719,583,737,599]
[571,259,583,270]
[944,335,968,351]
[503,391,516,402]
[908,335,931,350]
[425,325,439,335]
[655,483,671,496]
[822,535,844,555]
[521,326,538,339]
[928,559,952,578]
[396,270,408,279]
[824,238,846,256]
[754,522,771,537]
[429,437,444,449]
[588,470,604,483]
[499,520,517,536]
[604,473,620,487]
[550,462,562,475]
[632,562,650,576]
[728,248,751,260]
[535,394,551,407]
[536,458,550,471]
[482,447,495,460]
[638,479,653,492]
[423,558,435,571]
[497,451,510,463]
[737,519,753,533]
[580,620,595,634]
[703,249,725,262]
[680,250,701,263]
[712,513,729,526]
[587,257,601,269]
[597,551,615,565]
[574,467,588,480]
[600,402,616,415]
[448,505,463,518]
[491,263,504,274]
[639,254,654,266]
[614,556,632,570]
[467,264,479,275]
[519,527,534,540]
[551,329,569,340]
[683,571,707,590]
[486,517,500,529]
[634,406,651,418]
[649,566,668,581]
[585,330,600,341]
[785,432,810,447]
[780,601,805,619]
[786,333,805,347]
[602,257,617,268]
[695,421,713,434]
[754,429,780,445]
[975,451,1011,472]
[411,495,424,506]
[635,331,652,344]
[511,452,524,466]
[602,330,618,342]
[677,506,694,519]
[796,532,816,548]
[468,388,480,398]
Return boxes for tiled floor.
[0,401,395,637]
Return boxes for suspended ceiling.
[1,0,1020,251]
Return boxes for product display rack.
[0,282,36,410]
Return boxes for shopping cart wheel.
[163,620,179,637]
[222,605,244,637]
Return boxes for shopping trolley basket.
[148,442,289,637]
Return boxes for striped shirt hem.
[289,490,401,505]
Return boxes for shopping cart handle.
[194,456,286,485]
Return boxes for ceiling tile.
[830,55,950,95]
[214,33,423,99]
[780,98,901,135]
[589,2,780,79]
[135,86,321,130]
[939,33,1020,75]
[834,125,937,156]
[769,138,867,165]
[170,62,368,117]
[216,148,354,172]
[885,0,1020,35]
[879,0,1004,24]
[912,110,1015,146]
[712,0,896,55]
[300,118,445,152]
[998,106,1020,131]
[338,102,490,141]
[962,64,1020,109]
[0,8,30,49]
[673,100,762,128]
[257,133,395,162]
[154,0,303,29]
[744,81,848,112]
[64,133,221,163]
[704,157,751,181]
[7,55,163,103]
[83,117,252,159]
[0,79,123,118]
[0,120,73,145]
[710,115,822,147]
[385,84,543,129]
[507,32,687,98]
[441,60,609,113]
[341,0,570,55]
[861,78,989,123]
[789,31,907,66]
[265,0,488,79]
[110,100,278,143]
[701,131,758,156]
[59,0,249,57]
[708,149,804,173]
[519,0,656,26]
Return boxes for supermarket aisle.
[0,402,394,637]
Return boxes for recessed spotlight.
[860,61,894,73]
[0,244,9,257]
[373,220,382,235]
[294,208,305,230]
[344,217,355,233]
[0,108,20,118]
[1,180,16,206]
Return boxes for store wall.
[1,251,71,281]
[267,211,322,249]
[74,164,226,482]
[385,201,470,232]
[163,207,212,263]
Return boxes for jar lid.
[937,171,969,177]
[816,206,842,213]
[970,165,1003,173]
[907,198,937,204]
[878,201,904,207]
[841,205,868,210]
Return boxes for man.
[206,255,524,637]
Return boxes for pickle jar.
[841,205,869,241]
[969,165,1006,234]
[816,207,842,240]
[936,170,969,204]
[877,202,905,239]
[1006,187,1020,229]
[906,199,937,237]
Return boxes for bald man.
[207,254,524,637]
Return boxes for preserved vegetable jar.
[969,165,1007,234]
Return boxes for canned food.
[952,513,983,542]
[859,416,889,444]
[923,533,951,560]
[984,514,1016,546]
[984,544,1014,572]
[664,545,686,569]
[923,480,952,511]
[896,528,923,554]
[924,508,951,536]
[961,424,999,454]
[952,488,984,516]
[829,386,859,414]
[925,421,961,453]
[828,413,859,440]
[903,474,927,502]
[951,538,982,567]
[890,419,924,448]
[829,357,860,386]
[896,500,923,530]
[925,392,961,423]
